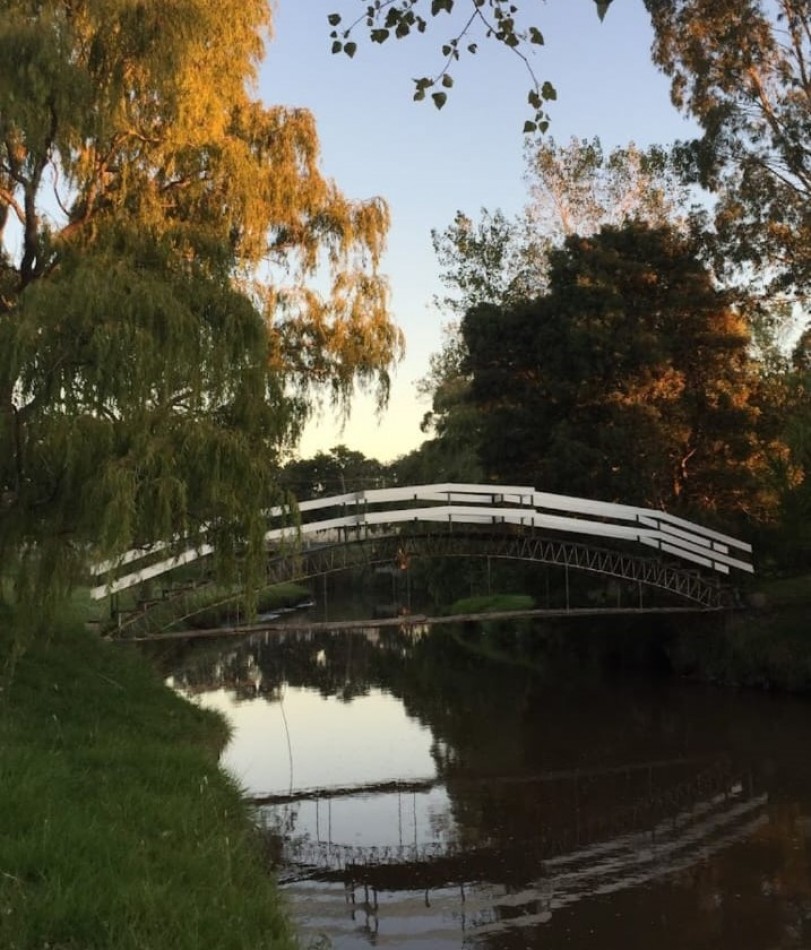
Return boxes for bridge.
[89,482,754,610]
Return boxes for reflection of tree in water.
[167,624,811,948]
[168,626,424,704]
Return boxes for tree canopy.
[421,137,692,443]
[647,0,811,298]
[281,445,387,498]
[0,0,403,607]
[462,222,785,523]
[329,0,811,308]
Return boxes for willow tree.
[0,0,403,610]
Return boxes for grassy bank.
[0,613,295,950]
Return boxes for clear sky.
[258,1,698,463]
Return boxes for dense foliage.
[462,222,785,523]
[0,0,403,608]
[648,0,811,298]
[280,444,387,497]
[419,137,695,479]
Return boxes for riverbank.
[665,575,811,691]
[0,611,296,950]
[443,578,811,693]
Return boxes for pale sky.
[259,1,698,462]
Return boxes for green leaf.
[331,40,342,54]
[523,121,538,134]
[529,26,544,45]
[595,0,613,23]
[413,77,432,101]
[327,13,341,26]
[344,41,357,58]
[541,81,557,101]
[442,73,454,88]
[432,91,448,110]
[371,28,390,43]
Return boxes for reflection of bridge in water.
[264,758,767,941]
[263,758,763,886]
[91,482,754,612]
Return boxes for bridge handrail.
[278,482,750,554]
[88,483,754,600]
[89,483,748,577]
[261,506,752,572]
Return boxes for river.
[167,616,811,949]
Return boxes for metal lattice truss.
[89,482,753,600]
[266,529,726,607]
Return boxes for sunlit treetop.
[0,0,404,609]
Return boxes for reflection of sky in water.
[262,786,453,851]
[195,686,438,797]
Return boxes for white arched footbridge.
[90,483,754,610]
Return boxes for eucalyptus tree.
[646,0,811,299]
[433,137,691,319]
[332,0,811,305]
[775,330,811,566]
[0,0,403,609]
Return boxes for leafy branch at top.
[327,0,613,133]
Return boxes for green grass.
[0,617,296,950]
[445,592,536,615]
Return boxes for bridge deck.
[110,605,723,643]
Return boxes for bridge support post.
[565,563,570,611]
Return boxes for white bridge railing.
[89,483,754,600]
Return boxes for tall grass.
[0,617,296,950]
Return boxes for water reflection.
[169,623,811,949]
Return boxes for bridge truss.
[266,528,726,607]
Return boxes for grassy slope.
[0,615,295,950]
